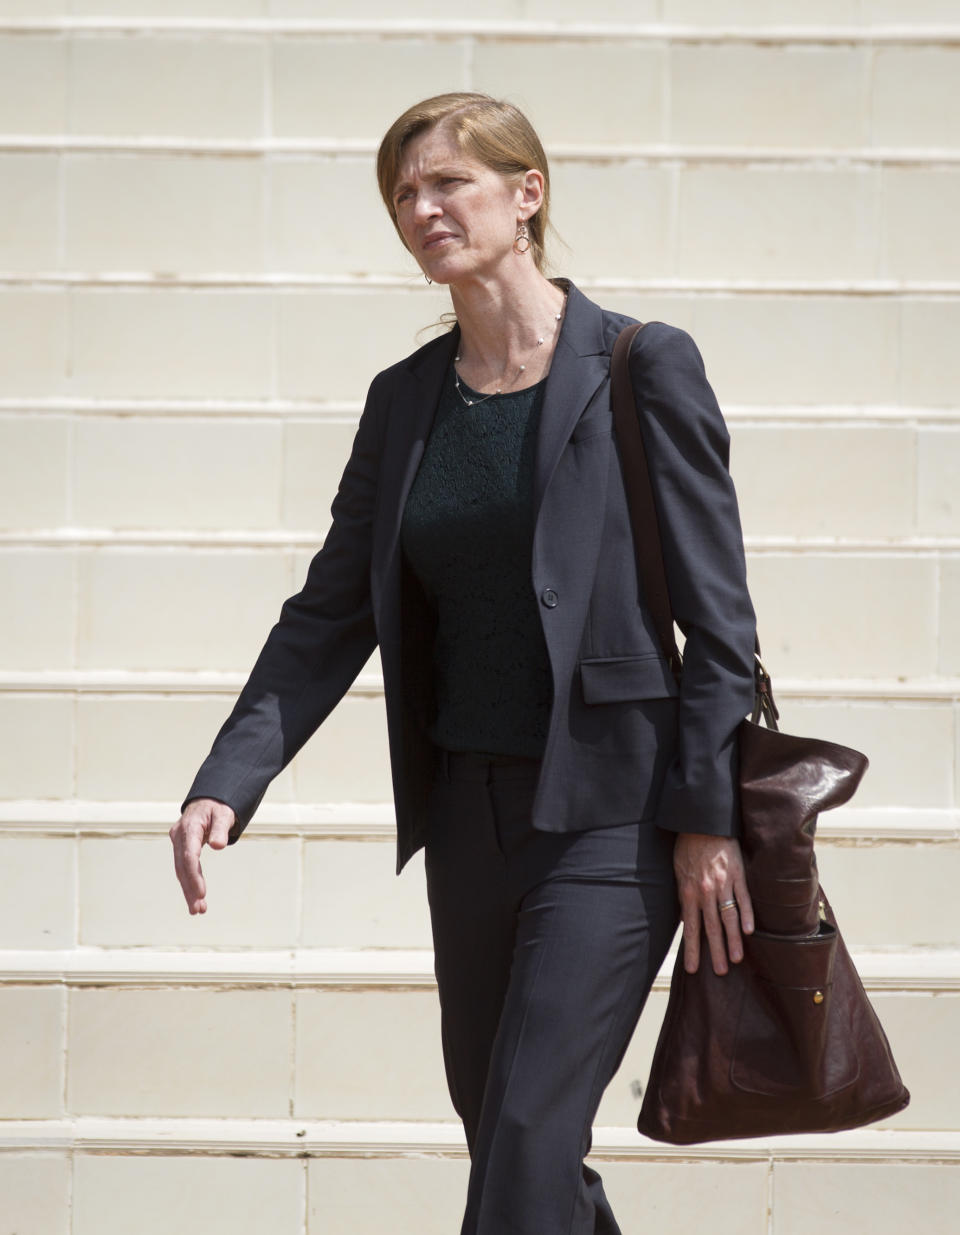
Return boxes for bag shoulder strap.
[610,323,779,727]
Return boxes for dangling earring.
[423,273,433,285]
[513,219,530,255]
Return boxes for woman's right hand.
[673,831,754,976]
[169,798,236,915]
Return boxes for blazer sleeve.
[628,321,756,837]
[181,373,388,841]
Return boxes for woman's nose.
[414,192,441,222]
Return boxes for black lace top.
[400,364,553,757]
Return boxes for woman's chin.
[421,257,462,286]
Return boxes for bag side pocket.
[730,923,860,1100]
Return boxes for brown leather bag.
[611,322,910,1144]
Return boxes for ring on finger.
[718,898,738,913]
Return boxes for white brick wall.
[2,5,960,1232]
[770,1163,960,1235]
[72,1157,306,1235]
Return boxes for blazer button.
[541,588,559,608]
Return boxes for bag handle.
[610,323,779,729]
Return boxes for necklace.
[454,301,565,407]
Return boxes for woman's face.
[391,124,530,286]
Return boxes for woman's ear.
[518,167,545,217]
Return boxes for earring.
[513,219,530,255]
[423,273,433,285]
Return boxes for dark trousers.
[424,751,680,1235]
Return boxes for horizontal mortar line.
[1,1119,955,1165]
[1,672,959,702]
[4,271,960,297]
[774,678,960,702]
[0,669,374,696]
[1,1119,957,1164]
[0,529,328,549]
[0,271,427,291]
[0,947,955,992]
[0,946,442,989]
[0,802,955,843]
[3,530,959,553]
[3,17,960,44]
[0,799,398,835]
[4,136,960,168]
[0,397,365,417]
[1,398,957,426]
[745,537,960,554]
[724,405,960,425]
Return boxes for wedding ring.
[718,899,738,912]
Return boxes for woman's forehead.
[397,126,479,179]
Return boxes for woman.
[171,93,757,1234]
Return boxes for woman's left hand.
[673,832,754,976]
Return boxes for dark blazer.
[184,281,757,873]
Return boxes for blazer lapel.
[533,281,611,517]
[370,326,458,629]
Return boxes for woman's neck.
[449,270,567,394]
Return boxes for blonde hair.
[376,92,551,273]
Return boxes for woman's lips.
[423,232,455,251]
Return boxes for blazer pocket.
[580,655,680,704]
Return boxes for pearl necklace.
[454,304,565,407]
